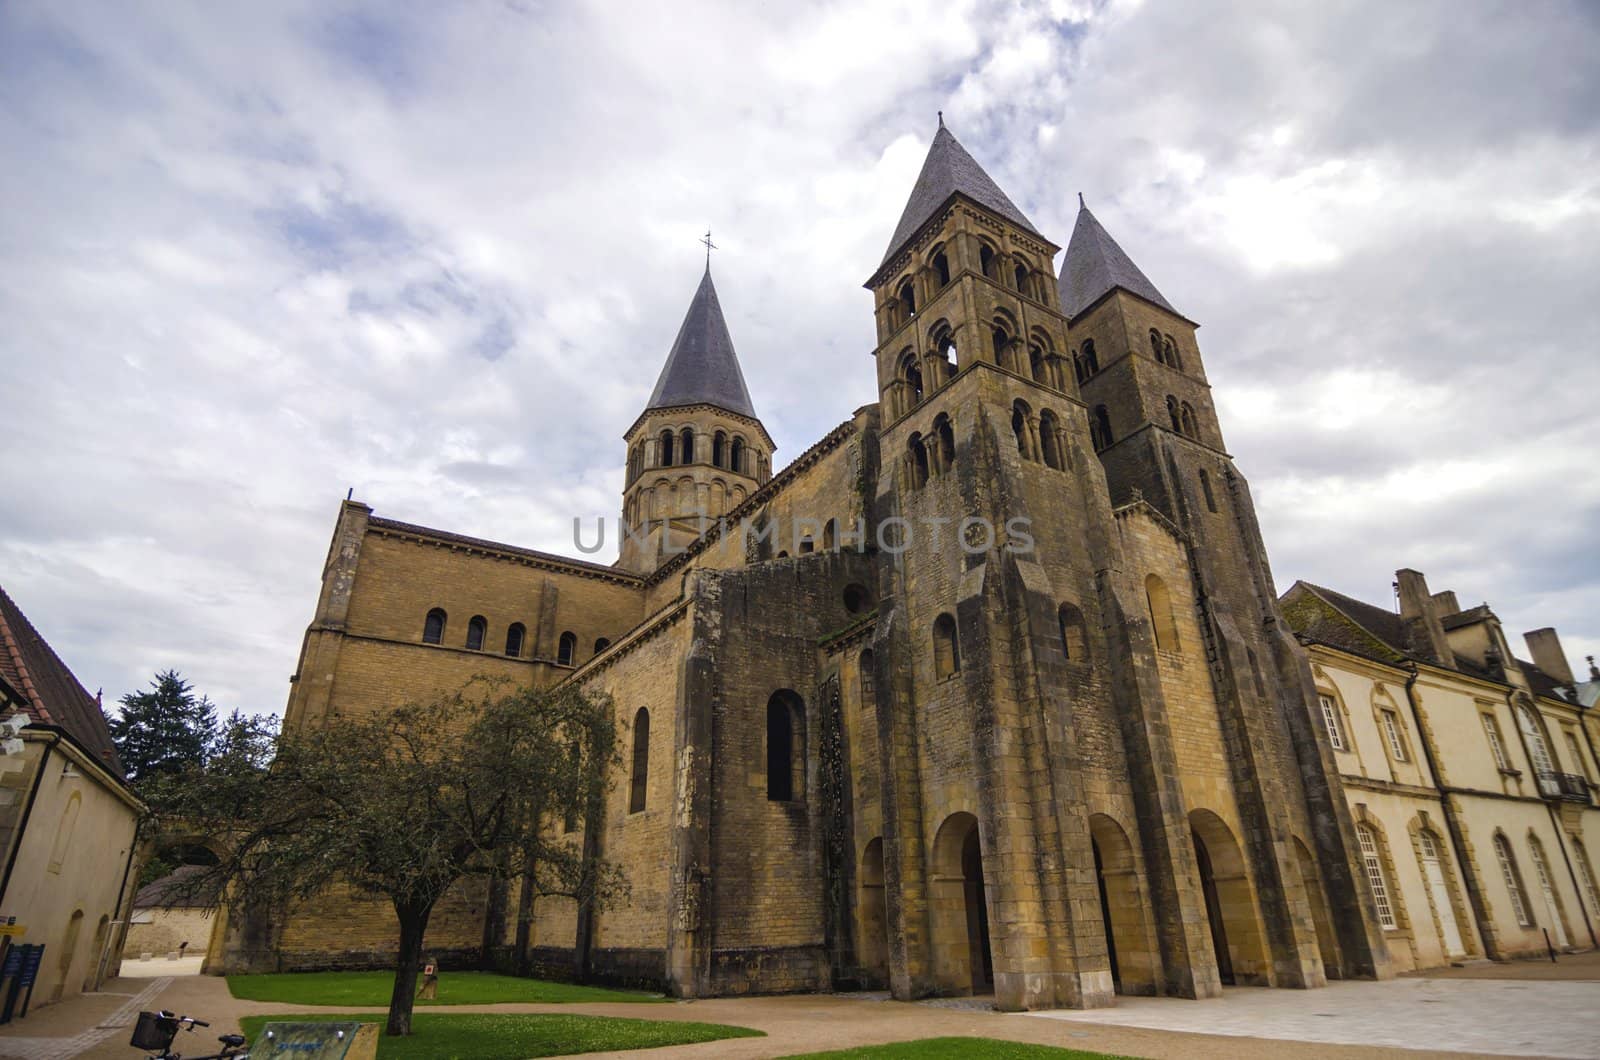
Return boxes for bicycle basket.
[130,1011,179,1051]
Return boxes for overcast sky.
[4,1,1597,718]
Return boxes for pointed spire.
[875,124,1042,272]
[1057,198,1177,320]
[645,267,758,419]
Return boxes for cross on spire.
[700,229,717,267]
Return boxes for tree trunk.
[386,900,435,1037]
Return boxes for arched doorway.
[858,837,888,984]
[930,812,993,994]
[1292,836,1340,978]
[1089,814,1157,995]
[1190,810,1269,986]
[1417,830,1466,958]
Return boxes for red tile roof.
[0,584,125,777]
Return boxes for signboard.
[17,946,42,988]
[252,1021,378,1060]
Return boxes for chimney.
[1396,568,1454,669]
[1588,655,1599,682]
[1523,628,1575,687]
[1430,590,1460,616]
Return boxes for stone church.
[238,123,1399,1009]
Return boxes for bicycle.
[130,1010,248,1059]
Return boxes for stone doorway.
[1090,813,1157,994]
[930,812,993,995]
[1190,809,1270,986]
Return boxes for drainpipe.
[1401,665,1499,959]
[0,737,55,906]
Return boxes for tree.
[109,670,217,780]
[151,678,622,1037]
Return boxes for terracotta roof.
[0,584,124,776]
[1058,200,1178,320]
[875,124,1043,273]
[645,267,758,420]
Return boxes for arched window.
[1166,394,1182,432]
[1356,824,1398,929]
[1039,409,1063,469]
[423,608,446,645]
[991,326,1009,368]
[505,622,525,657]
[594,637,610,653]
[659,428,675,467]
[933,249,951,287]
[933,613,960,679]
[713,431,726,468]
[557,630,577,666]
[844,583,871,613]
[48,792,81,873]
[629,708,650,813]
[936,334,957,380]
[1073,352,1086,384]
[1091,405,1113,452]
[466,615,487,651]
[1081,339,1099,376]
[908,432,929,488]
[936,415,955,470]
[1518,703,1555,779]
[1145,574,1179,652]
[1150,328,1163,360]
[1180,403,1199,439]
[1164,334,1182,371]
[1572,838,1600,917]
[897,278,916,322]
[823,519,837,552]
[1028,343,1046,383]
[1015,263,1029,293]
[858,648,875,702]
[1012,400,1032,460]
[901,353,924,405]
[680,427,695,465]
[1494,833,1532,926]
[979,244,997,280]
[1058,602,1086,661]
[767,691,804,801]
[730,437,745,475]
[1199,469,1218,512]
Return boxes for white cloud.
[2,0,1598,715]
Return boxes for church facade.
[233,125,1408,1010]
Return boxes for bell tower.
[620,265,773,573]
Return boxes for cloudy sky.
[4,1,1597,718]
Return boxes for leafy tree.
[151,678,622,1037]
[109,670,217,780]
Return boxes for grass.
[238,1012,762,1059]
[781,1039,1130,1059]
[227,969,663,1006]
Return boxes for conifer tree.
[109,669,217,780]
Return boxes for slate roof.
[0,584,125,777]
[1281,580,1577,700]
[645,267,758,420]
[876,125,1043,272]
[134,864,221,910]
[1058,200,1178,320]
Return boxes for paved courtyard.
[1026,975,1600,1059]
[2,959,1597,1059]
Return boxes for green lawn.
[227,970,663,1006]
[238,1012,762,1059]
[782,1039,1130,1059]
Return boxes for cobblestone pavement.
[1024,977,1600,1059]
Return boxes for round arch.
[929,811,991,995]
[1089,813,1157,994]
[1189,808,1269,986]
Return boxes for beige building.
[237,124,1401,1010]
[0,585,141,1009]
[1283,571,1599,970]
[126,864,218,960]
